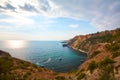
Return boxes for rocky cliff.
[68,28,120,80]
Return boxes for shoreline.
[68,46,88,55]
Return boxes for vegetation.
[55,76,65,80]
[0,51,56,80]
[90,50,101,58]
[112,51,120,58]
[98,57,115,80]
[98,66,114,80]
[77,73,86,80]
[79,68,85,72]
[0,56,14,80]
[88,61,97,74]
[106,43,120,58]
[87,57,116,80]
[0,57,13,74]
[98,57,115,67]
[0,73,14,80]
[68,28,120,80]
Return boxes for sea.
[0,41,86,72]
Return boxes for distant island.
[0,28,120,80]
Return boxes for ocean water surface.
[0,41,86,72]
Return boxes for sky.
[0,0,120,40]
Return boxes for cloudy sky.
[0,0,120,40]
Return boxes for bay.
[0,41,86,72]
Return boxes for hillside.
[0,28,120,80]
[68,28,120,80]
[0,50,58,80]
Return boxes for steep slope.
[68,28,120,80]
[0,50,61,80]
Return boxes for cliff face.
[68,28,120,80]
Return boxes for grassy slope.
[68,28,120,80]
[0,50,58,80]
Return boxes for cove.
[0,41,86,72]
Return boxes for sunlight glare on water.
[5,40,27,49]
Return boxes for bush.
[98,64,114,80]
[17,61,29,69]
[77,73,85,80]
[98,57,115,68]
[88,61,97,74]
[112,51,120,58]
[0,57,13,74]
[98,57,115,80]
[76,68,85,76]
[23,72,31,78]
[90,50,101,58]
[80,68,85,72]
[0,73,14,80]
[55,76,65,80]
[106,43,120,52]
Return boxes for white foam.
[45,58,51,63]
[36,62,39,65]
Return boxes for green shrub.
[106,43,120,52]
[98,64,114,80]
[115,65,120,74]
[17,61,30,69]
[98,57,115,80]
[76,68,85,76]
[80,68,85,72]
[0,57,13,74]
[70,69,77,73]
[23,72,31,78]
[77,73,85,80]
[98,57,115,68]
[55,76,65,80]
[90,50,101,58]
[88,61,97,74]
[112,51,120,58]
[0,73,14,80]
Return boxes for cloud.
[0,3,16,11]
[69,24,79,28]
[50,0,120,30]
[19,3,37,12]
[0,0,120,32]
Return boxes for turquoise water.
[0,41,86,72]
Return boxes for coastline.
[68,46,88,55]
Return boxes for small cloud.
[0,3,16,11]
[69,24,79,28]
[19,3,37,12]
[6,3,16,11]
